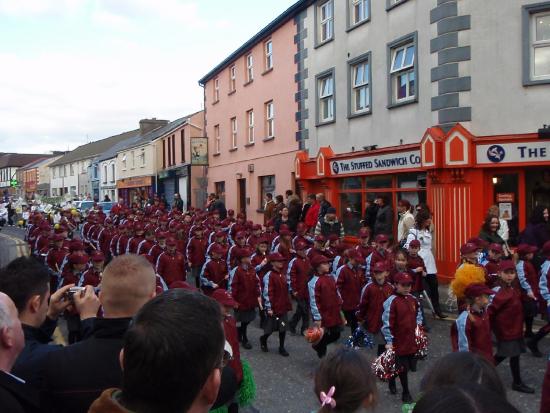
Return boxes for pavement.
[0,227,547,412]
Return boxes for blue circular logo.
[331,162,340,175]
[487,145,505,163]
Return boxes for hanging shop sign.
[190,137,208,166]
[477,142,550,165]
[329,150,421,176]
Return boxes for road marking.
[0,232,29,257]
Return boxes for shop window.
[340,192,363,236]
[259,175,276,209]
[366,175,392,188]
[398,172,426,189]
[340,177,363,190]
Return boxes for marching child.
[366,234,392,281]
[79,251,105,288]
[482,243,504,287]
[382,272,423,403]
[252,238,270,329]
[527,241,550,357]
[335,250,363,334]
[488,261,534,393]
[200,244,229,294]
[355,228,373,262]
[406,242,430,328]
[287,241,312,336]
[516,244,540,338]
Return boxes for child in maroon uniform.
[516,244,540,338]
[355,227,373,262]
[406,242,430,328]
[288,241,312,336]
[200,244,228,294]
[335,250,363,334]
[80,251,105,288]
[451,283,494,364]
[260,253,292,356]
[356,261,394,356]
[488,261,534,393]
[229,246,262,350]
[308,255,344,358]
[382,272,423,403]
[482,243,503,287]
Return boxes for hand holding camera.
[72,285,101,320]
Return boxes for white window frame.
[229,65,236,92]
[122,154,127,170]
[390,41,416,103]
[265,40,273,70]
[319,1,334,44]
[70,164,74,176]
[318,73,335,123]
[131,151,135,168]
[246,54,254,82]
[231,117,237,149]
[247,110,255,144]
[531,11,550,80]
[351,60,370,114]
[214,78,220,102]
[265,101,275,138]
[214,125,220,154]
[140,149,145,166]
[103,165,107,184]
[351,0,369,25]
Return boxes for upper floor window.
[213,78,220,102]
[531,11,550,81]
[70,164,74,176]
[140,149,146,166]
[214,124,221,153]
[122,154,127,170]
[388,33,417,106]
[387,0,410,10]
[265,101,275,138]
[103,165,107,183]
[247,110,255,144]
[131,151,136,168]
[229,65,236,92]
[318,1,334,44]
[265,40,273,70]
[246,54,254,82]
[230,117,238,149]
[52,167,56,178]
[349,55,371,115]
[350,0,369,26]
[317,70,335,124]
[110,163,115,183]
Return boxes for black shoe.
[279,347,289,357]
[242,341,252,350]
[260,337,268,352]
[436,311,447,319]
[389,382,397,395]
[527,339,543,358]
[512,382,535,394]
[402,392,413,403]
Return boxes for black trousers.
[343,310,358,334]
[425,274,442,313]
[312,326,341,358]
[290,298,309,332]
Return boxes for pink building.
[199,3,306,223]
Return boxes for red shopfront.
[296,124,550,283]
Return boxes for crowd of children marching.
[22,199,550,411]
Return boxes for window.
[131,151,135,168]
[265,101,275,138]
[247,110,255,144]
[180,129,185,163]
[103,165,107,184]
[350,0,369,26]
[213,78,220,102]
[388,33,417,106]
[63,165,67,177]
[171,135,176,165]
[349,55,371,115]
[214,124,221,153]
[69,164,74,176]
[229,65,236,92]
[259,175,276,209]
[215,181,226,204]
[264,40,273,70]
[230,117,237,149]
[317,71,335,124]
[246,54,254,82]
[52,167,56,178]
[318,1,334,44]
[122,154,127,170]
[140,149,145,166]
[110,163,115,183]
[386,0,409,10]
[524,6,550,83]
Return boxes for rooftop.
[0,153,53,168]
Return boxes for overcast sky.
[0,0,297,153]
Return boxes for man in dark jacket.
[374,195,393,237]
[172,193,184,212]
[317,193,332,219]
[362,198,378,231]
[36,254,157,413]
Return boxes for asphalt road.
[0,227,547,412]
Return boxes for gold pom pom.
[451,263,486,300]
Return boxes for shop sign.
[496,193,514,203]
[190,137,208,166]
[116,176,152,189]
[330,150,421,176]
[477,142,550,165]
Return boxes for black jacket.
[374,204,393,237]
[37,317,131,413]
[0,370,40,413]
[318,200,332,219]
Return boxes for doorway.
[491,173,521,245]
[237,179,246,214]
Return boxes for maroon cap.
[375,234,389,243]
[358,229,370,239]
[39,221,51,230]
[394,272,413,285]
[499,260,516,272]
[543,240,550,257]
[52,234,64,242]
[210,244,225,256]
[227,209,235,216]
[252,224,262,231]
[314,235,326,243]
[296,222,306,231]
[467,237,487,249]
[268,252,285,262]
[69,253,89,265]
[54,225,68,234]
[257,237,269,245]
[193,225,204,233]
[215,231,226,238]
[235,231,246,239]
[169,280,197,291]
[517,244,537,256]
[464,283,495,299]
[166,237,177,247]
[489,243,504,253]
[409,239,421,248]
[347,250,362,261]
[236,246,253,259]
[460,243,478,255]
[328,234,339,242]
[69,240,85,252]
[134,222,144,231]
[311,255,330,268]
[157,231,169,239]
[91,251,105,262]
[372,261,388,273]
[295,241,308,251]
[212,289,237,307]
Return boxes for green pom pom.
[238,359,256,407]
[209,406,228,413]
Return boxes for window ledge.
[228,90,236,96]
[524,78,550,86]
[316,119,336,127]
[212,99,219,105]
[229,147,238,152]
[262,68,274,76]
[314,38,334,49]
[263,136,275,142]
[244,80,253,87]
[213,152,221,157]
[387,97,418,109]
[244,142,255,147]
[386,0,411,11]
[346,18,370,33]
[348,109,372,119]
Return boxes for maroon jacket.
[60,268,80,288]
[223,315,243,383]
[335,264,363,311]
[288,256,311,300]
[34,235,49,256]
[156,251,186,285]
[127,236,144,254]
[382,293,422,356]
[355,244,373,261]
[227,244,246,271]
[109,233,121,257]
[451,309,494,364]
[518,259,540,302]
[230,264,261,311]
[308,274,343,328]
[136,239,154,256]
[148,243,166,263]
[80,268,101,288]
[488,283,524,341]
[356,281,394,334]
[116,235,130,256]
[251,252,270,280]
[407,254,426,293]
[201,258,228,291]
[262,270,292,316]
[46,247,67,273]
[483,258,500,288]
[186,236,207,268]
[97,228,114,256]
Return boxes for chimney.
[139,118,169,135]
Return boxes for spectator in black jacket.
[362,198,378,231]
[317,193,332,219]
[300,194,315,222]
[36,254,157,413]
[373,195,393,237]
[0,257,98,385]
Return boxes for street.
[0,225,28,267]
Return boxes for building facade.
[295,0,550,280]
[199,2,308,223]
[0,153,51,198]
[19,155,63,199]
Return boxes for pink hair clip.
[320,386,336,408]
